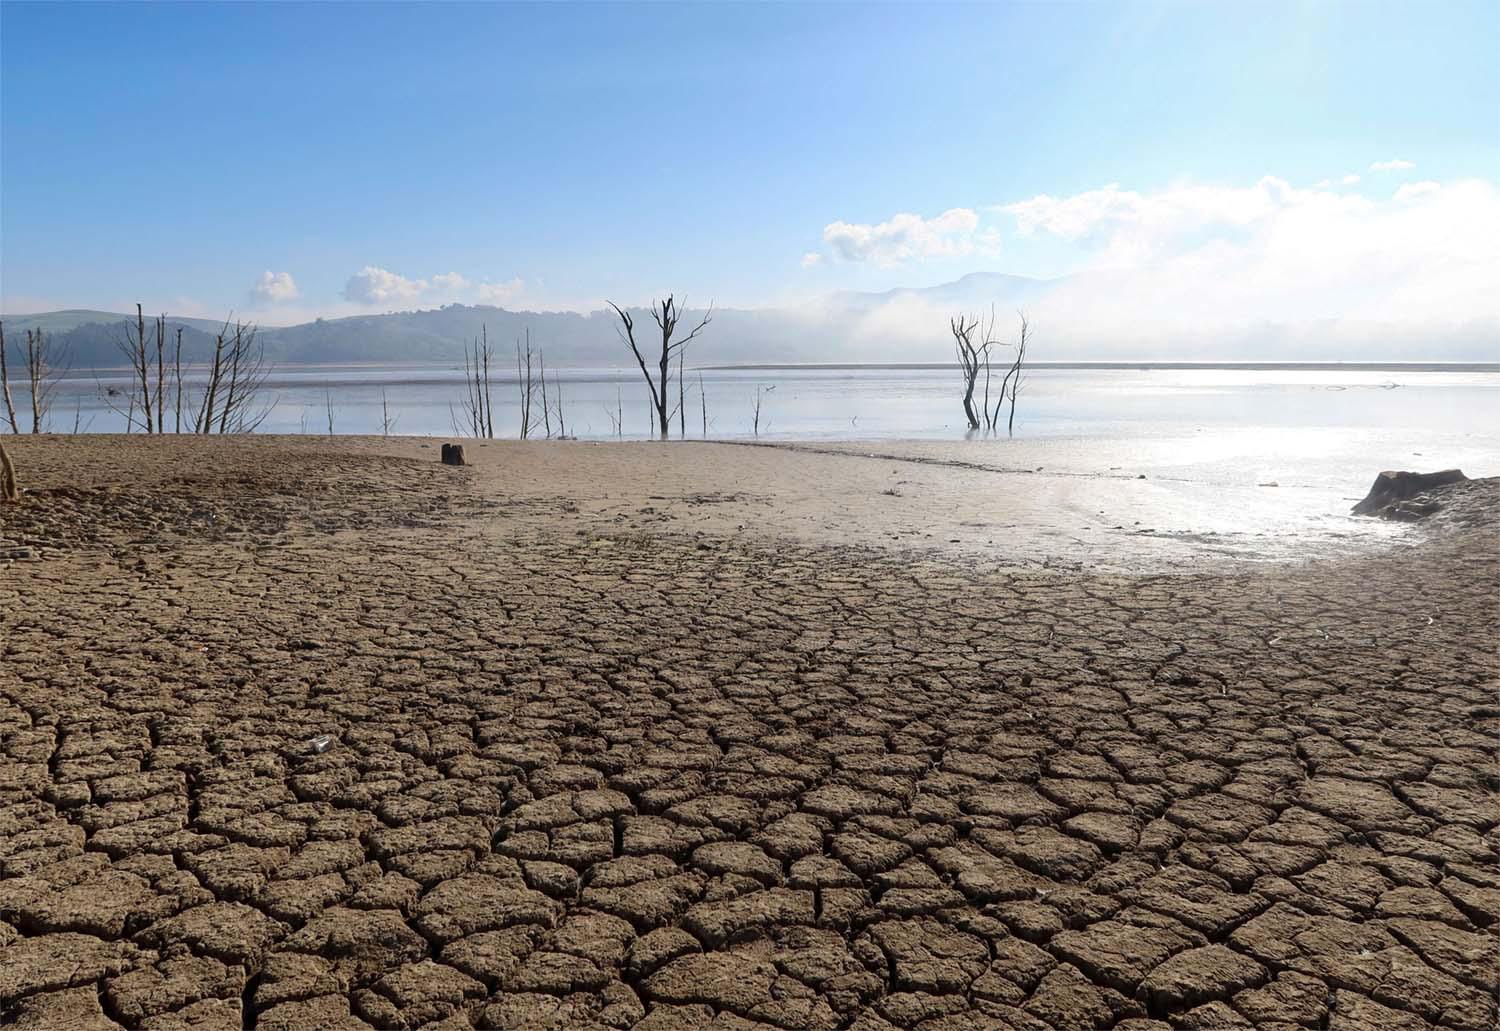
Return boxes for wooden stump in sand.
[441,443,467,466]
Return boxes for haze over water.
[39,363,1496,485]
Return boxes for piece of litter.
[309,734,334,754]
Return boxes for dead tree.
[988,312,1030,437]
[515,331,538,440]
[112,305,158,433]
[950,311,991,431]
[0,322,18,433]
[172,327,184,433]
[0,439,16,503]
[603,386,623,437]
[539,350,552,438]
[20,327,66,434]
[452,327,495,438]
[380,387,398,436]
[551,367,566,438]
[194,320,273,434]
[607,295,712,441]
[752,384,772,436]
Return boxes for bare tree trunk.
[154,315,166,434]
[540,351,552,438]
[480,324,493,438]
[173,327,184,433]
[677,351,686,439]
[699,372,707,437]
[26,330,41,433]
[0,322,18,433]
[136,305,152,433]
[325,389,335,435]
[196,329,225,434]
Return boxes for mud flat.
[2,435,1497,1031]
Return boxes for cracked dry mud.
[2,436,1497,1031]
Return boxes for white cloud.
[343,266,526,307]
[429,272,471,293]
[251,270,299,305]
[821,208,997,265]
[1341,174,1361,185]
[343,266,428,305]
[1000,176,1369,267]
[1371,159,1416,171]
[474,277,524,303]
[1394,181,1441,202]
[801,252,824,269]
[993,175,1500,346]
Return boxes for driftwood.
[0,439,17,502]
[441,443,467,466]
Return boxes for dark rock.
[1351,469,1466,518]
[440,443,467,466]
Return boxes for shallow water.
[28,364,1500,485]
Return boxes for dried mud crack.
[2,436,1497,1031]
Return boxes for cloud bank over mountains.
[804,169,1498,359]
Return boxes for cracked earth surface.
[2,436,1497,1031]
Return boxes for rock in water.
[441,443,467,466]
[1351,469,1467,517]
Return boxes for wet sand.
[1,435,1497,1031]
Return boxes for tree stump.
[441,443,467,466]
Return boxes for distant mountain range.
[6,270,1495,365]
[0,273,1058,368]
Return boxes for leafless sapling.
[0,322,18,433]
[988,312,1030,437]
[751,384,773,436]
[452,327,495,438]
[607,295,712,441]
[21,327,67,434]
[380,387,399,436]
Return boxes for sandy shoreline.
[2,435,1496,1031]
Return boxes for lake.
[21,363,1499,484]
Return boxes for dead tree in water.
[751,384,773,436]
[452,326,495,438]
[988,312,1029,437]
[112,305,162,432]
[608,295,712,440]
[24,329,55,432]
[380,388,398,436]
[949,308,1031,436]
[0,322,19,433]
[515,331,537,439]
[195,320,273,433]
[950,311,989,430]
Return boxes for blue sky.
[2,0,1497,343]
